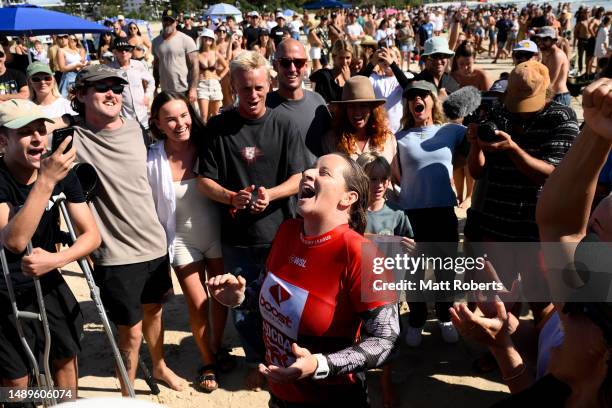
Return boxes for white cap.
[513,40,538,53]
[276,12,285,19]
[201,28,215,39]
[117,14,125,20]
[234,29,243,37]
[249,11,260,17]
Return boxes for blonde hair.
[230,50,270,81]
[28,75,61,102]
[400,91,446,130]
[331,39,353,57]
[199,36,216,52]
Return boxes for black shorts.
[0,273,83,380]
[586,37,596,57]
[93,255,172,327]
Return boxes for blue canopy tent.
[0,5,110,36]
[204,3,243,23]
[303,0,351,9]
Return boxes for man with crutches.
[55,65,186,394]
[0,99,101,402]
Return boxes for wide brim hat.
[331,76,386,106]
[360,35,378,47]
[421,36,455,57]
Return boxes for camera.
[463,96,502,143]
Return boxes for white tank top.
[173,178,220,235]
[63,49,82,66]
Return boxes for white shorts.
[173,235,222,267]
[197,79,223,101]
[309,46,321,60]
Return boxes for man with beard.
[152,9,199,104]
[266,39,331,161]
[535,26,571,107]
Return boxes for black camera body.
[463,96,502,143]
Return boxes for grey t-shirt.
[73,119,167,266]
[152,31,197,93]
[366,204,414,237]
[266,89,331,162]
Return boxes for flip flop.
[197,364,219,393]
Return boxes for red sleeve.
[345,234,397,313]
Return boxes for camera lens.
[477,122,499,143]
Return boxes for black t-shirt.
[0,159,85,289]
[198,108,308,246]
[0,68,27,96]
[180,26,200,42]
[309,68,343,103]
[270,25,290,45]
[496,19,514,42]
[244,26,260,49]
[412,71,460,94]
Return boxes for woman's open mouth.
[298,184,316,200]
[414,102,425,113]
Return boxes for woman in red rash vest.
[207,153,399,407]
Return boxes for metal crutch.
[55,192,136,398]
[1,244,57,407]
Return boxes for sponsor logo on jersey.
[289,255,307,268]
[259,272,308,340]
[300,233,332,246]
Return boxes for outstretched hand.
[258,343,318,383]
[206,273,247,307]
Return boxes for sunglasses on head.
[30,75,53,83]
[278,58,307,69]
[405,90,431,100]
[90,82,124,94]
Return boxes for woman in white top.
[375,18,395,48]
[27,62,76,119]
[57,35,86,97]
[594,15,610,60]
[147,91,229,393]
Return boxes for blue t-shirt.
[395,123,467,210]
[418,23,434,46]
[598,152,612,188]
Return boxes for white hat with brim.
[201,29,215,39]
[536,26,558,39]
[0,100,54,130]
[513,40,538,53]
[421,36,455,57]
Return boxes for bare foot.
[153,364,187,391]
[245,367,266,391]
[459,197,472,209]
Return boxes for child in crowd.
[357,152,414,408]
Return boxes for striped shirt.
[479,102,578,241]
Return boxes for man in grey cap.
[59,64,187,393]
[535,26,570,106]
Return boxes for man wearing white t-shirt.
[346,12,365,45]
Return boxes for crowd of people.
[0,1,611,407]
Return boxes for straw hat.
[331,76,386,106]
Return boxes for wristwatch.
[312,353,330,380]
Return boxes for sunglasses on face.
[90,82,124,94]
[429,53,449,60]
[405,90,430,100]
[30,75,53,83]
[278,58,307,69]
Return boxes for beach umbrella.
[385,8,398,15]
[205,3,242,16]
[0,5,110,35]
[303,0,351,10]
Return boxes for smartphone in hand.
[51,127,75,154]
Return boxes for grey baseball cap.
[75,64,128,87]
[403,80,438,97]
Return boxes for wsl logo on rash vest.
[260,272,308,340]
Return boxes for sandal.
[214,347,237,373]
[197,364,219,393]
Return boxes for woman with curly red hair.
[323,76,398,171]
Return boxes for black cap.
[112,37,134,50]
[259,28,270,36]
[161,9,177,21]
